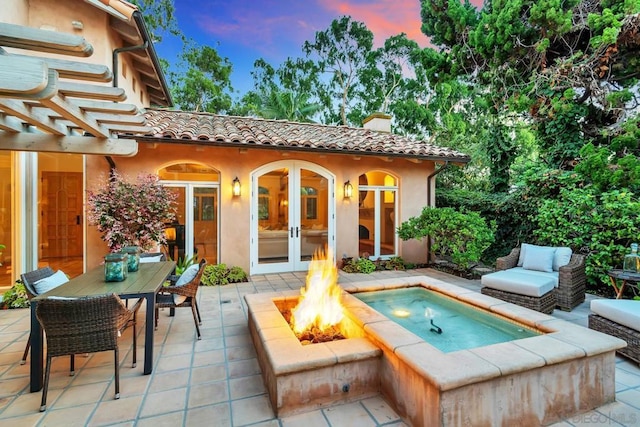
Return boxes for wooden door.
[41,172,83,258]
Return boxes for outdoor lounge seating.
[35,293,142,411]
[481,244,586,313]
[19,267,68,364]
[155,258,207,340]
[589,299,640,365]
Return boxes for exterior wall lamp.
[344,180,353,198]
[232,177,241,197]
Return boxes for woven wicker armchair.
[19,267,56,365]
[491,247,586,311]
[35,293,142,411]
[155,258,206,340]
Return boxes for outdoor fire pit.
[245,251,625,424]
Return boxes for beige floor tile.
[281,409,330,427]
[189,364,227,385]
[360,395,401,424]
[228,358,260,378]
[135,410,184,427]
[192,349,225,367]
[40,403,95,427]
[225,345,256,362]
[195,337,225,351]
[139,387,187,418]
[322,402,377,427]
[616,388,640,411]
[0,388,62,417]
[186,402,231,426]
[230,395,274,426]
[89,395,143,425]
[229,374,266,400]
[160,342,194,356]
[155,353,192,373]
[55,382,109,408]
[148,369,190,393]
[188,381,228,408]
[0,377,28,398]
[0,412,43,427]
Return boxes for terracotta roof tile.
[138,109,471,163]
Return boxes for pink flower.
[87,171,177,252]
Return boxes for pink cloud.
[319,0,429,47]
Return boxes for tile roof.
[137,109,471,163]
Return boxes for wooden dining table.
[29,261,176,392]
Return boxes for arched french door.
[251,161,335,274]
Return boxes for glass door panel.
[358,190,375,257]
[194,187,218,262]
[38,153,84,278]
[164,187,186,262]
[257,168,290,265]
[299,168,328,261]
[381,190,396,255]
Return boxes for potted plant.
[87,171,177,252]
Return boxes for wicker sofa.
[481,245,586,313]
[589,299,640,364]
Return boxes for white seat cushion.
[34,270,69,294]
[481,269,557,297]
[139,254,163,263]
[591,299,640,332]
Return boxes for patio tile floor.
[0,268,638,426]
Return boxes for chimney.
[362,112,391,133]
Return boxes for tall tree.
[169,45,234,113]
[303,16,375,125]
[130,0,183,42]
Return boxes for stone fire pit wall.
[246,277,625,425]
[245,291,382,417]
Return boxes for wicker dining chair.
[35,293,143,411]
[155,258,207,340]
[19,267,56,365]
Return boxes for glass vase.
[105,253,128,282]
[623,243,640,273]
[122,246,140,272]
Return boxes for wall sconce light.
[232,176,241,197]
[344,180,353,198]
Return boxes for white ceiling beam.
[0,132,138,156]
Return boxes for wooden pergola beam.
[1,50,113,82]
[0,22,92,57]
[0,132,138,156]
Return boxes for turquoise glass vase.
[122,246,140,272]
[105,253,128,282]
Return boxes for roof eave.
[124,135,471,164]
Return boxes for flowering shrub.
[87,171,177,252]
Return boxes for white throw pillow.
[522,245,556,273]
[173,263,200,304]
[553,247,573,271]
[139,254,163,263]
[34,270,69,294]
[517,243,534,267]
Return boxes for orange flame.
[291,246,344,334]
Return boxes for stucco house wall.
[85,144,434,272]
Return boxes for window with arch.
[358,171,398,258]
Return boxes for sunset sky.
[154,0,436,97]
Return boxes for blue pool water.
[355,287,539,353]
